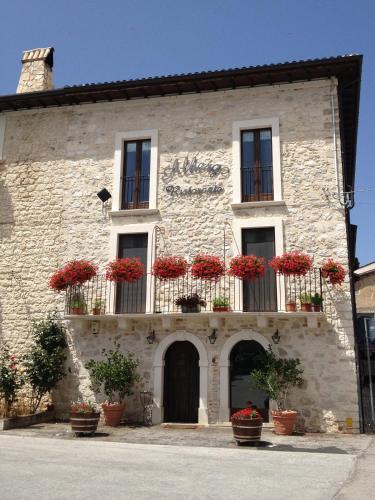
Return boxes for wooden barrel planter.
[272,410,298,435]
[231,417,263,444]
[70,411,100,436]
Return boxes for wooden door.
[164,342,199,423]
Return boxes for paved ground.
[0,424,374,499]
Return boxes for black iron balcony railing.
[64,268,324,315]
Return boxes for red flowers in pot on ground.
[152,256,189,280]
[49,260,98,292]
[191,255,225,281]
[231,403,263,444]
[228,255,265,281]
[269,251,313,276]
[106,258,144,283]
[321,259,346,286]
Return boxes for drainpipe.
[331,78,341,202]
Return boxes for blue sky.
[1,0,374,264]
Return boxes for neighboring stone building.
[355,262,375,317]
[0,48,363,432]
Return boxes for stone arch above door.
[152,330,208,425]
[219,330,269,422]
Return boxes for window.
[121,139,151,209]
[116,233,148,313]
[241,128,273,202]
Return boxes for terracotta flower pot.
[92,307,101,315]
[231,417,263,444]
[102,402,125,426]
[272,410,298,435]
[300,303,312,312]
[71,307,84,315]
[213,306,231,312]
[313,304,322,312]
[70,411,100,436]
[286,302,296,312]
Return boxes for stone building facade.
[0,49,362,432]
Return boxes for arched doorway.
[230,340,269,421]
[164,341,200,423]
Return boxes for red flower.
[228,255,265,281]
[106,258,144,283]
[152,256,188,280]
[191,255,225,281]
[231,407,262,421]
[322,259,346,286]
[49,260,98,292]
[269,252,313,276]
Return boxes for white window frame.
[109,222,156,313]
[232,117,282,204]
[0,115,6,160]
[232,217,285,311]
[112,129,158,212]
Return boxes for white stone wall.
[0,78,359,431]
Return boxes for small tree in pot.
[85,344,140,427]
[249,349,304,435]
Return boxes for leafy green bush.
[85,344,140,403]
[22,314,67,412]
[0,347,23,416]
[250,348,304,411]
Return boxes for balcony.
[64,268,324,322]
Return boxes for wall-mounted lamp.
[97,188,112,203]
[208,328,217,345]
[146,330,156,344]
[272,329,280,344]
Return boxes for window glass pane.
[140,140,151,203]
[260,129,272,167]
[125,142,137,178]
[242,132,255,169]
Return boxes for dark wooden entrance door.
[230,340,269,421]
[164,341,199,423]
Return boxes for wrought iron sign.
[162,156,229,197]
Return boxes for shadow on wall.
[0,179,14,241]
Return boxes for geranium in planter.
[152,256,188,280]
[70,401,100,436]
[269,252,312,276]
[228,255,265,281]
[321,259,346,286]
[250,348,304,436]
[106,258,144,283]
[49,259,98,292]
[85,344,140,427]
[175,293,206,313]
[231,404,263,444]
[191,255,225,281]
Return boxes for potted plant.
[175,293,206,313]
[311,293,323,312]
[231,402,263,445]
[250,349,304,435]
[190,255,225,281]
[49,259,98,292]
[70,292,87,315]
[106,257,144,283]
[269,252,313,276]
[286,299,297,312]
[299,293,312,312]
[212,297,231,312]
[92,299,105,315]
[228,255,265,281]
[85,344,140,427]
[321,259,346,286]
[70,401,100,436]
[152,256,188,280]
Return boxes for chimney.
[16,47,54,93]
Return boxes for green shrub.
[0,347,23,416]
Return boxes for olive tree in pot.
[85,344,140,427]
[250,349,304,435]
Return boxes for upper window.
[121,139,151,209]
[241,128,273,202]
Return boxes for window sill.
[231,200,286,210]
[109,208,160,218]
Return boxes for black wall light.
[272,329,280,344]
[97,188,112,203]
[208,329,217,345]
[147,330,156,344]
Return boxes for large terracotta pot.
[300,303,312,312]
[102,402,125,426]
[70,411,100,436]
[231,417,263,444]
[272,410,298,435]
